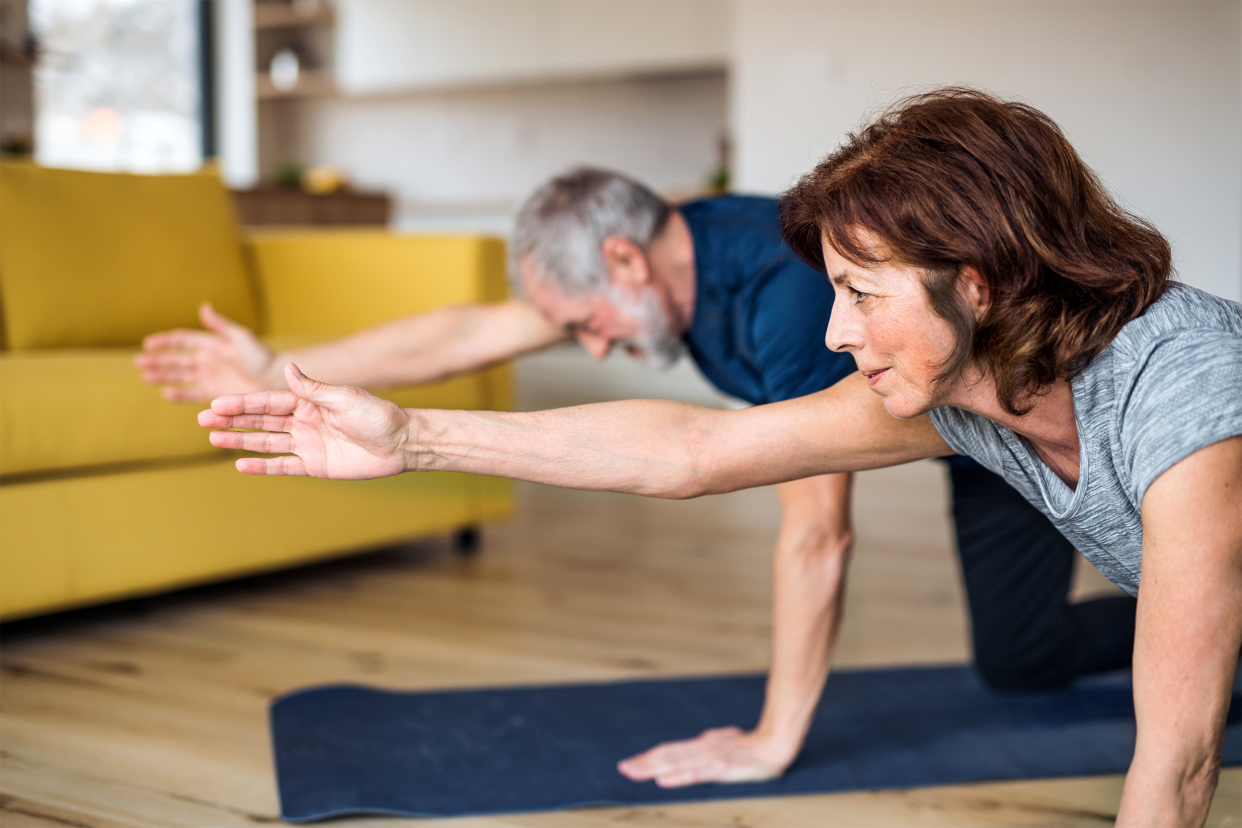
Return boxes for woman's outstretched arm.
[200,365,950,497]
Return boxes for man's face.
[520,257,683,369]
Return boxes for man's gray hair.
[510,168,671,298]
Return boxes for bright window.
[31,0,202,173]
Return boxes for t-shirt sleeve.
[747,259,857,403]
[1119,328,1242,505]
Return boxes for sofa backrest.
[245,230,507,338]
[0,163,258,350]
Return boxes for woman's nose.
[825,300,860,353]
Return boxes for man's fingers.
[210,429,293,453]
[200,302,243,336]
[617,743,689,780]
[163,386,211,403]
[654,768,708,788]
[141,329,216,352]
[235,455,307,476]
[136,351,202,371]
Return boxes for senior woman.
[201,88,1241,826]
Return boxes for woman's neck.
[948,375,1082,490]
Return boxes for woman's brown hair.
[780,87,1172,415]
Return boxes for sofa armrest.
[244,231,508,339]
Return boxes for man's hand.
[200,364,412,479]
[617,726,794,787]
[137,302,277,401]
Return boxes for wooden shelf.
[254,2,333,29]
[255,68,335,100]
[231,187,392,227]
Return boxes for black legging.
[947,461,1137,691]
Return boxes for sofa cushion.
[0,349,220,477]
[0,163,258,350]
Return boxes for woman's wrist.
[399,408,433,473]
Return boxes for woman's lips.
[865,368,889,388]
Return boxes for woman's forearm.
[402,373,950,497]
[405,400,721,498]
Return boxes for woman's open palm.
[200,364,411,479]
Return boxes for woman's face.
[822,235,962,419]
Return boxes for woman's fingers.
[235,455,307,476]
[208,428,294,454]
[208,390,300,417]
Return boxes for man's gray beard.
[607,284,684,370]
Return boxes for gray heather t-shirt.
[929,284,1242,596]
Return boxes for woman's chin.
[879,394,932,420]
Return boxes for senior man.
[139,168,1135,787]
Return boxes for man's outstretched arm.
[138,299,569,401]
[617,473,854,786]
[201,365,950,496]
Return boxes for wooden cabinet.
[230,186,391,227]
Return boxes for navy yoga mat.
[270,664,1242,821]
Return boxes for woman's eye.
[849,287,869,304]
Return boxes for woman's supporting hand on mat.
[200,363,412,479]
[617,725,795,787]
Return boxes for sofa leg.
[453,525,481,556]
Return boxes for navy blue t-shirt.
[681,195,855,405]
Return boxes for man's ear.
[600,235,650,291]
[960,265,990,319]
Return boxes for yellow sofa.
[0,163,512,621]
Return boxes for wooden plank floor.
[2,461,1238,827]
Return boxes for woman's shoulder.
[1111,283,1242,361]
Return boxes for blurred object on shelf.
[254,0,334,101]
[1,132,31,157]
[269,47,300,92]
[302,164,345,194]
[706,132,731,194]
[231,186,391,228]
[276,160,305,189]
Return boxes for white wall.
[336,0,728,95]
[291,71,728,233]
[216,0,257,187]
[731,0,1242,302]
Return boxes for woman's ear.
[600,235,651,291]
[960,266,990,318]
